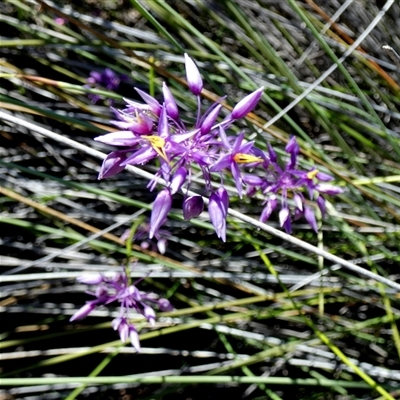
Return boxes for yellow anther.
[145,135,168,161]
[307,169,319,179]
[233,153,263,164]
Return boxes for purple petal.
[231,162,242,198]
[129,325,141,352]
[260,195,277,222]
[315,183,344,196]
[317,195,327,217]
[200,104,222,135]
[231,87,264,119]
[170,167,187,194]
[304,206,318,232]
[94,131,140,146]
[184,53,203,95]
[112,317,129,343]
[158,104,169,138]
[243,174,264,186]
[267,144,277,163]
[149,189,172,239]
[316,172,334,182]
[122,146,157,166]
[217,187,229,215]
[210,154,233,172]
[69,302,96,322]
[143,305,156,326]
[285,136,300,155]
[162,82,179,120]
[279,207,290,228]
[158,298,173,312]
[293,193,304,211]
[134,88,161,116]
[183,195,204,220]
[110,114,153,135]
[98,151,128,180]
[208,192,227,242]
[77,273,103,285]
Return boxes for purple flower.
[210,130,263,198]
[251,136,343,232]
[70,268,173,351]
[92,54,341,238]
[87,68,128,105]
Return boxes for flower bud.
[183,195,204,220]
[184,53,203,95]
[231,87,264,119]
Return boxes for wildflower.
[248,136,343,232]
[93,55,342,238]
[87,68,128,104]
[210,129,263,198]
[70,268,173,351]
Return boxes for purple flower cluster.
[70,269,173,351]
[87,68,127,104]
[245,137,344,233]
[93,53,343,240]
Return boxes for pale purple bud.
[231,87,264,119]
[149,189,172,239]
[143,305,156,326]
[129,325,141,352]
[170,167,187,194]
[183,195,204,220]
[77,273,103,285]
[70,302,96,322]
[209,191,228,242]
[112,317,129,343]
[285,136,300,155]
[293,193,303,211]
[162,82,179,119]
[260,195,277,222]
[268,144,277,163]
[200,104,222,135]
[279,207,290,228]
[317,195,326,217]
[158,298,173,312]
[157,238,167,254]
[216,187,229,215]
[315,183,344,196]
[98,151,127,180]
[316,172,334,182]
[134,88,161,116]
[304,207,318,232]
[184,53,203,95]
[243,174,264,186]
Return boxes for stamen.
[307,169,319,179]
[146,136,168,161]
[233,153,263,164]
